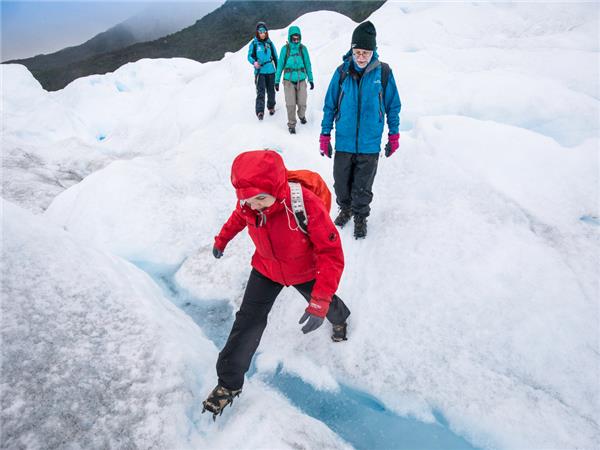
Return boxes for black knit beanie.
[351,21,377,51]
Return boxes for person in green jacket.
[275,25,314,134]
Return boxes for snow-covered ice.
[1,200,350,448]
[2,2,599,449]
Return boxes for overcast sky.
[1,1,221,62]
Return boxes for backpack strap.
[335,63,348,117]
[289,182,308,234]
[269,41,278,67]
[282,43,291,70]
[380,62,390,95]
[299,44,307,71]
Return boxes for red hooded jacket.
[214,150,344,302]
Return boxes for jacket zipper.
[259,208,288,285]
[356,75,364,153]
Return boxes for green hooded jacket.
[275,25,313,84]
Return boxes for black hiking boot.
[289,127,296,134]
[269,108,275,116]
[353,215,367,239]
[331,322,348,342]
[334,208,352,228]
[299,117,307,124]
[257,112,264,121]
[202,385,242,421]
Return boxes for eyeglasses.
[291,35,300,42]
[352,49,373,58]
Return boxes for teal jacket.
[248,38,277,75]
[275,26,313,84]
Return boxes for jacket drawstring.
[281,199,299,232]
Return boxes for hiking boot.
[334,208,352,228]
[269,108,275,116]
[299,117,307,124]
[202,385,242,421]
[353,215,367,239]
[331,322,348,342]
[257,112,264,121]
[289,127,296,134]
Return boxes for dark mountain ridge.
[5,1,385,91]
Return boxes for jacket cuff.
[305,296,331,318]
[214,235,228,252]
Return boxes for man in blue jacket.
[319,21,401,239]
[248,22,278,120]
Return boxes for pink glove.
[384,133,400,157]
[319,134,332,158]
[253,61,261,70]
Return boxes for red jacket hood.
[231,150,288,200]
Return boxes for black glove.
[309,81,314,90]
[299,311,324,334]
[212,246,223,259]
[275,83,279,92]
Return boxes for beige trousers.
[283,79,307,128]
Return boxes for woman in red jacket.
[202,150,350,419]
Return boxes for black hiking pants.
[333,151,379,217]
[255,73,276,115]
[216,269,351,390]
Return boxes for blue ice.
[580,215,600,226]
[265,369,480,450]
[115,81,129,92]
[141,266,481,450]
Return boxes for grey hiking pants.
[283,79,307,128]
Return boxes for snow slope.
[1,200,350,449]
[2,2,599,449]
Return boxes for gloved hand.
[253,61,261,70]
[319,134,332,158]
[212,246,224,259]
[384,133,400,157]
[299,296,329,333]
[299,312,324,334]
[275,83,279,92]
[309,81,314,90]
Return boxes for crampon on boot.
[331,322,348,342]
[202,385,242,421]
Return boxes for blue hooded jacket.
[321,51,401,154]
[247,23,277,75]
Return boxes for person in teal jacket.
[248,22,278,120]
[275,25,314,134]
[319,21,401,239]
